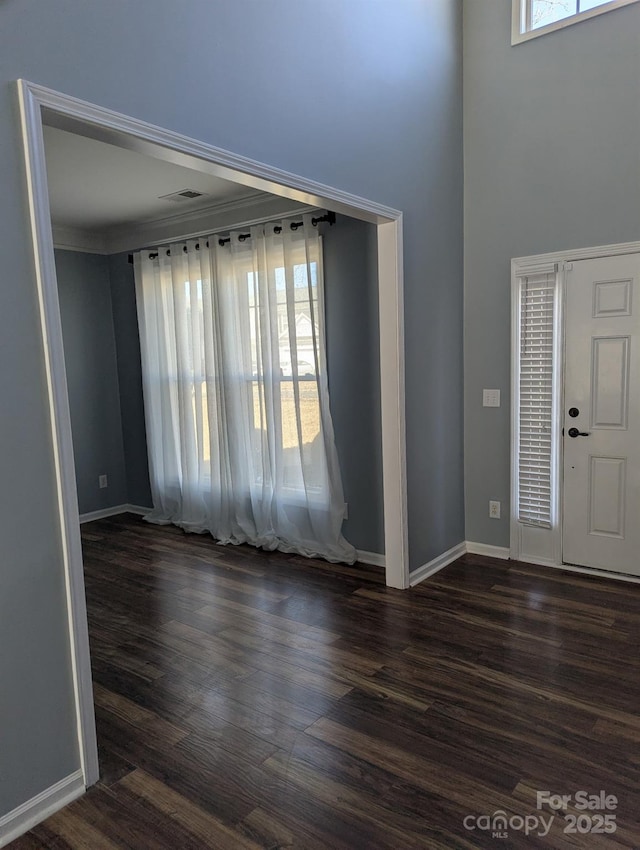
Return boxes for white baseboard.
[409,541,467,587]
[124,504,151,516]
[518,559,640,585]
[466,541,510,560]
[356,550,386,568]
[513,553,558,568]
[0,770,84,847]
[79,503,151,524]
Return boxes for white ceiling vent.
[158,189,208,203]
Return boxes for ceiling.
[43,125,263,231]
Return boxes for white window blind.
[518,273,555,526]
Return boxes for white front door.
[563,254,640,575]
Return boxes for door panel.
[590,336,630,428]
[563,254,640,575]
[588,456,625,538]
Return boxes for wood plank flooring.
[11,513,640,848]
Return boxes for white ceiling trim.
[52,225,109,255]
[105,195,316,255]
[52,193,317,255]
[113,189,267,233]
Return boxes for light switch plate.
[483,389,500,408]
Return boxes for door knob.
[568,427,589,438]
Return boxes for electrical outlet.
[489,500,501,519]
[99,474,108,489]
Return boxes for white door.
[563,254,640,575]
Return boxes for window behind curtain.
[133,218,355,564]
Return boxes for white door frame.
[510,240,640,580]
[16,79,409,789]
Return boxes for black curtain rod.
[127,212,336,264]
[216,211,335,247]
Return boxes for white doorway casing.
[16,79,409,794]
[511,240,640,579]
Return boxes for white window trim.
[512,0,640,44]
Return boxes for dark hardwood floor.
[11,513,640,848]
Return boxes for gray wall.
[0,0,462,818]
[55,250,128,514]
[463,0,640,547]
[324,216,384,554]
[108,253,152,509]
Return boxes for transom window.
[512,0,639,43]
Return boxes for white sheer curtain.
[134,214,355,564]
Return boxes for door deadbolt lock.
[568,407,580,418]
[568,427,590,438]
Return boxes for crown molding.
[104,193,317,254]
[115,190,268,233]
[52,192,317,256]
[52,225,109,254]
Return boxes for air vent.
[158,189,207,203]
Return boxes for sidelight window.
[515,272,556,527]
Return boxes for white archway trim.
[16,79,409,792]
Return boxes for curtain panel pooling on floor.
[133,215,355,564]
